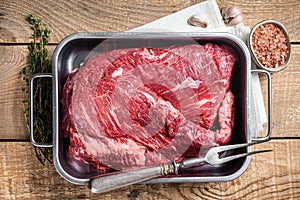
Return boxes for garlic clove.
[228,14,244,26]
[187,14,209,28]
[221,5,244,26]
[221,6,230,18]
[224,5,242,20]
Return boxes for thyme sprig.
[22,14,52,165]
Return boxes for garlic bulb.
[221,5,243,26]
[228,14,244,26]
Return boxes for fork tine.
[213,141,264,152]
[219,149,273,163]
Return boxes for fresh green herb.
[22,14,52,165]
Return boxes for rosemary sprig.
[22,14,52,165]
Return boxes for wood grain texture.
[0,45,30,139]
[0,45,55,140]
[0,0,299,199]
[1,45,299,140]
[260,45,300,138]
[0,0,299,43]
[0,140,299,199]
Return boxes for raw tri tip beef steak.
[62,43,238,170]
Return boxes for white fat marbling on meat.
[111,67,123,78]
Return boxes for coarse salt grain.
[252,23,289,69]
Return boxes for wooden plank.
[1,45,300,140]
[0,45,55,140]
[0,0,299,43]
[0,45,29,140]
[260,45,300,138]
[0,140,299,199]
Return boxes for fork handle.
[90,163,175,193]
[180,157,206,168]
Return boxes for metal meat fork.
[90,142,272,193]
[180,142,272,169]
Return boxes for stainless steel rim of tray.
[29,32,272,186]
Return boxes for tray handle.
[30,73,53,148]
[250,69,272,142]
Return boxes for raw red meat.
[62,44,238,170]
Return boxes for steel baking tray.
[30,32,272,187]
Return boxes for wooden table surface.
[1,0,299,199]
